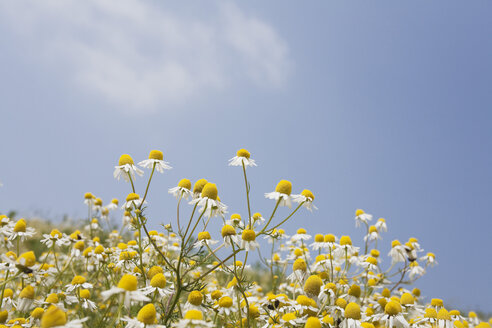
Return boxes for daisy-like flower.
[41,229,70,248]
[265,180,294,208]
[101,274,150,309]
[420,252,438,267]
[121,304,165,328]
[341,302,363,328]
[8,218,36,241]
[241,229,260,251]
[173,310,214,328]
[221,224,240,248]
[185,290,206,311]
[364,226,381,242]
[363,256,379,272]
[287,258,308,283]
[292,189,317,211]
[140,273,173,299]
[123,193,145,210]
[40,305,87,328]
[310,234,326,250]
[388,240,406,264]
[83,192,95,206]
[193,231,219,249]
[375,218,387,232]
[106,198,119,211]
[372,301,410,328]
[280,312,303,326]
[17,285,36,312]
[408,261,425,279]
[190,183,228,218]
[114,154,144,182]
[229,148,257,167]
[355,209,373,227]
[290,228,312,243]
[79,289,97,311]
[65,275,93,292]
[138,150,172,173]
[435,308,453,328]
[169,178,193,200]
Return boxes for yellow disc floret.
[148,150,163,160]
[275,180,292,195]
[137,303,156,324]
[345,302,361,320]
[237,149,251,158]
[188,291,203,306]
[242,229,256,242]
[304,275,323,296]
[117,274,138,291]
[201,183,218,200]
[118,154,134,166]
[41,306,67,328]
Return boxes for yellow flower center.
[150,273,167,288]
[45,293,59,303]
[117,274,138,291]
[198,231,211,240]
[253,213,262,220]
[431,298,443,307]
[201,183,218,200]
[340,235,352,246]
[282,312,297,322]
[366,257,378,266]
[362,323,375,328]
[71,275,86,285]
[323,315,334,325]
[437,309,451,321]
[230,213,241,221]
[19,285,35,299]
[118,154,134,166]
[400,293,415,305]
[345,302,361,320]
[355,209,365,216]
[324,234,336,243]
[236,149,251,158]
[188,291,203,306]
[348,284,361,298]
[79,289,90,299]
[41,306,67,328]
[219,296,233,308]
[242,229,256,242]
[275,180,292,195]
[385,301,402,316]
[336,298,347,309]
[137,303,156,324]
[18,251,36,267]
[301,189,315,200]
[31,308,44,319]
[185,310,203,320]
[412,288,421,297]
[305,317,322,328]
[221,225,236,237]
[293,258,307,272]
[370,249,380,257]
[149,150,163,160]
[14,219,27,233]
[126,193,140,202]
[392,240,402,247]
[84,192,94,199]
[304,275,322,296]
[425,308,438,318]
[193,179,208,193]
[369,226,377,233]
[178,178,192,190]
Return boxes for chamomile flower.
[138,150,172,173]
[174,310,214,328]
[40,305,87,328]
[408,261,425,279]
[355,209,373,227]
[193,231,219,249]
[364,226,381,242]
[265,180,294,208]
[101,274,150,309]
[106,198,119,210]
[169,179,193,200]
[140,273,173,298]
[292,189,318,211]
[388,240,406,264]
[420,253,438,267]
[241,229,260,251]
[221,224,240,247]
[341,302,363,328]
[8,218,36,241]
[190,183,228,218]
[114,154,144,182]
[229,148,257,167]
[121,304,166,328]
[65,275,92,292]
[375,218,387,232]
[372,301,410,328]
[78,289,97,311]
[123,193,145,210]
[291,228,312,243]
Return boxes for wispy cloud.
[0,0,291,113]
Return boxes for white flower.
[265,180,294,208]
[292,189,317,211]
[114,154,144,182]
[168,179,193,200]
[228,149,256,167]
[376,218,387,232]
[138,150,172,173]
[355,209,373,227]
[122,193,146,210]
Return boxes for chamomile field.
[0,149,490,328]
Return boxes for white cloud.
[0,0,291,113]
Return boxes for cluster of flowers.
[0,148,490,328]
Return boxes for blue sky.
[1,1,491,311]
